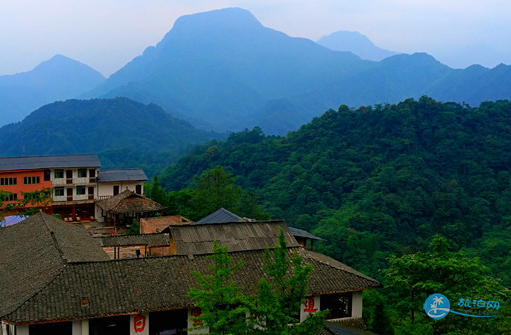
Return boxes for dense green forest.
[0,98,222,176]
[158,97,511,290]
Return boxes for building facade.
[0,155,148,222]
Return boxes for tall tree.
[252,229,326,335]
[188,241,252,335]
[188,230,326,335]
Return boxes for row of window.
[1,176,42,185]
[54,169,96,179]
[24,176,40,185]
[1,193,18,202]
[54,186,94,196]
[0,177,17,186]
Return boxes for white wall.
[352,291,363,318]
[72,320,89,335]
[300,295,321,323]
[97,182,143,197]
[130,313,149,335]
[187,308,208,334]
[16,325,29,335]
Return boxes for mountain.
[0,55,105,126]
[317,30,399,61]
[86,8,511,135]
[85,8,371,134]
[0,98,221,176]
[159,97,511,287]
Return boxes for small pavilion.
[95,190,166,228]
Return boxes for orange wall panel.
[0,169,52,208]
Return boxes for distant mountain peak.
[318,30,399,61]
[169,7,262,35]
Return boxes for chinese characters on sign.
[191,307,203,326]
[133,314,146,333]
[303,297,317,313]
[457,299,500,310]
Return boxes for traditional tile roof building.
[195,207,246,224]
[0,213,380,335]
[140,215,193,234]
[163,220,299,255]
[95,189,166,227]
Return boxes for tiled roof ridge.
[66,246,303,266]
[99,168,143,171]
[40,214,68,264]
[102,232,169,238]
[0,153,97,159]
[302,249,379,285]
[168,219,285,228]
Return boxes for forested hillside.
[0,98,221,175]
[160,97,511,287]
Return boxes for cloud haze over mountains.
[1,7,511,135]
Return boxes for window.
[136,184,142,194]
[54,187,64,197]
[88,186,94,195]
[23,176,40,185]
[320,293,352,319]
[113,185,119,196]
[76,186,86,195]
[89,169,96,178]
[54,169,64,179]
[78,169,87,178]
[2,193,17,202]
[44,170,51,181]
[0,177,17,186]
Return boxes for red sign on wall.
[303,297,318,313]
[134,314,146,333]
[191,307,203,326]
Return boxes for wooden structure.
[95,189,166,228]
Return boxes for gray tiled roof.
[195,208,242,224]
[0,213,109,319]
[166,221,299,255]
[289,227,326,241]
[2,248,380,324]
[97,169,148,183]
[95,233,170,247]
[0,154,100,171]
[96,189,166,214]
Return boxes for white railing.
[53,195,67,202]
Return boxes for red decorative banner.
[303,297,318,313]
[134,314,146,333]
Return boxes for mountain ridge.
[84,7,511,134]
[0,55,105,126]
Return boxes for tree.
[191,165,241,219]
[147,176,168,207]
[251,229,326,335]
[190,166,268,221]
[188,230,326,335]
[188,241,252,335]
[383,235,510,335]
[128,218,140,235]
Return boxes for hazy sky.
[1,0,510,76]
